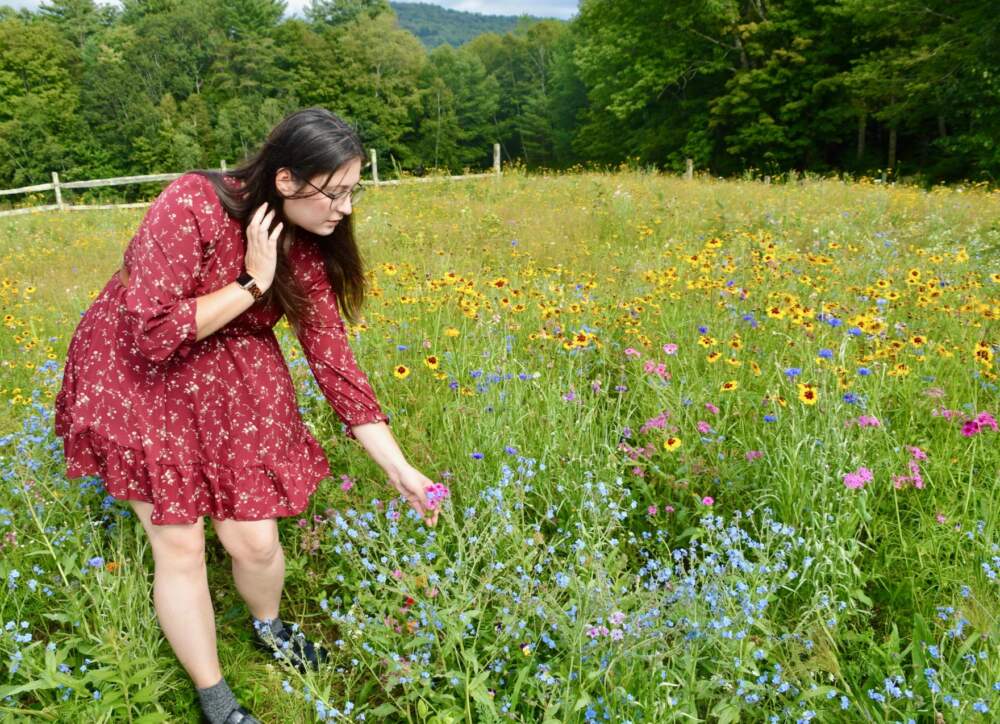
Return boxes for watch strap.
[236,271,264,301]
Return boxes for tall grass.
[0,169,998,721]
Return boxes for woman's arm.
[349,420,407,479]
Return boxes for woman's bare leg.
[129,499,222,688]
[210,517,284,620]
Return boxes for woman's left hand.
[389,464,440,527]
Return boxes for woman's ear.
[274,167,296,198]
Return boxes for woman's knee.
[212,519,280,565]
[130,500,206,567]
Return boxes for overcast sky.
[2,0,579,20]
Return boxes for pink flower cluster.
[843,466,874,490]
[586,611,626,641]
[846,415,881,428]
[638,410,670,434]
[646,504,675,516]
[642,360,671,379]
[961,412,998,437]
[745,450,764,462]
[932,407,998,437]
[663,343,678,355]
[340,474,355,492]
[426,482,451,509]
[892,446,928,489]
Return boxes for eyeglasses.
[301,178,365,206]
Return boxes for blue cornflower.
[471,452,484,460]
[784,367,801,378]
[818,348,833,359]
[698,325,708,334]
[764,415,777,423]
[848,327,863,336]
[857,367,871,376]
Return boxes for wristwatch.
[236,271,264,301]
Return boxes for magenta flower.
[961,421,980,437]
[843,466,873,489]
[975,412,997,431]
[856,415,881,428]
[340,474,355,492]
[745,450,764,462]
[701,496,714,506]
[704,402,719,415]
[624,347,640,358]
[907,446,928,460]
[663,343,678,355]
[696,420,712,434]
[647,504,658,516]
[425,482,451,509]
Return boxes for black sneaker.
[253,621,329,673]
[201,704,261,724]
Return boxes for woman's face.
[275,158,362,236]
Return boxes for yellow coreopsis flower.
[797,383,818,405]
[445,328,460,337]
[663,436,682,451]
[721,380,738,392]
[424,355,440,370]
[393,365,410,379]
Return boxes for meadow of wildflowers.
[0,168,998,722]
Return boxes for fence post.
[370,149,379,184]
[685,158,693,180]
[493,143,501,176]
[220,160,227,171]
[52,172,64,210]
[764,175,771,185]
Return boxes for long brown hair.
[193,107,369,332]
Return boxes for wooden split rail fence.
[0,144,504,219]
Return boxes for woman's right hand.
[245,202,282,292]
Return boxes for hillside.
[389,1,561,48]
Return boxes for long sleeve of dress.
[293,245,389,440]
[121,173,222,363]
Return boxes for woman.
[54,107,440,724]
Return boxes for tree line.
[1,0,996,192]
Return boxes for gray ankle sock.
[253,615,286,639]
[196,675,243,724]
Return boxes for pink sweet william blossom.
[975,412,997,431]
[961,421,980,437]
[705,402,719,415]
[745,450,764,461]
[701,496,714,506]
[697,420,712,434]
[624,347,640,358]
[907,446,928,460]
[663,343,678,355]
[843,466,874,489]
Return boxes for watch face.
[236,272,253,287]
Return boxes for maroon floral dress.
[54,172,389,525]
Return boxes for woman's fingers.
[268,221,284,245]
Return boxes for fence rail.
[0,145,504,218]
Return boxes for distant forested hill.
[389,1,559,48]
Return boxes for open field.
[0,169,998,721]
